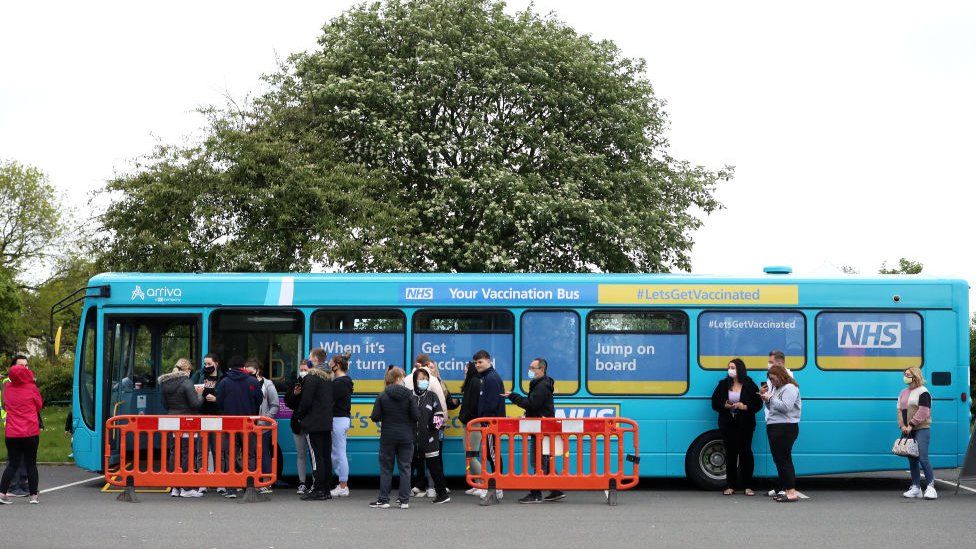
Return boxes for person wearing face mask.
[193,353,225,495]
[760,364,802,503]
[710,358,762,496]
[763,350,794,498]
[898,366,935,500]
[158,358,204,498]
[369,367,419,509]
[285,358,312,494]
[293,348,335,501]
[503,357,564,504]
[409,369,450,504]
[245,358,279,494]
[330,353,354,498]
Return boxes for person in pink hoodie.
[0,363,44,504]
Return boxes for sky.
[1,0,974,283]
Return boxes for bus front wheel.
[685,431,726,491]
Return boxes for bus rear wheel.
[686,431,727,491]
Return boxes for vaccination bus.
[66,271,971,489]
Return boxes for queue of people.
[0,346,942,506]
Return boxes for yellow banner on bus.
[597,284,799,306]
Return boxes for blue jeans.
[332,417,351,483]
[908,428,934,489]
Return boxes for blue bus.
[68,271,971,488]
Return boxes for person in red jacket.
[0,363,44,504]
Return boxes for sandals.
[723,488,735,496]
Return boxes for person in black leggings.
[0,360,44,504]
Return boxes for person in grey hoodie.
[368,367,418,509]
[245,358,279,490]
[157,358,204,498]
[760,364,801,503]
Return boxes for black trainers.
[518,493,543,504]
[544,491,567,502]
[301,490,330,501]
[432,493,451,504]
[396,499,410,509]
[369,500,391,508]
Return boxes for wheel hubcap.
[699,439,726,480]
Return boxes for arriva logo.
[131,285,184,303]
[554,406,619,418]
[404,287,434,300]
[838,322,901,349]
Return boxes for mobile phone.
[760,381,768,389]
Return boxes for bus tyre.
[686,431,726,491]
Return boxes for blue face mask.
[417,379,430,391]
[527,369,536,379]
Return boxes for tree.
[0,268,23,354]
[879,258,923,274]
[98,0,729,273]
[0,160,65,271]
[840,265,858,274]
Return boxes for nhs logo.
[403,287,434,300]
[838,322,902,349]
[554,405,619,418]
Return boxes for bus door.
[103,314,200,465]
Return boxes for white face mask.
[727,368,736,378]
[298,371,308,378]
[767,362,774,370]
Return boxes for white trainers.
[426,488,436,498]
[216,487,227,495]
[411,487,425,497]
[766,489,785,497]
[480,489,503,500]
[0,494,12,505]
[465,487,480,496]
[903,485,923,498]
[28,495,39,504]
[171,488,181,497]
[330,486,350,497]
[297,484,307,494]
[180,489,204,498]
[923,485,938,500]
[198,487,208,494]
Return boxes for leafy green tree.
[879,258,923,274]
[0,269,23,354]
[0,160,64,271]
[98,0,728,273]
[15,254,100,357]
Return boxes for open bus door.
[102,315,200,467]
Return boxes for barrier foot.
[239,479,269,504]
[607,479,618,507]
[117,477,139,503]
[479,479,500,507]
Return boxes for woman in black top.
[458,361,483,494]
[369,367,418,508]
[330,353,354,497]
[710,358,762,496]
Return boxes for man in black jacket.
[215,356,263,498]
[504,357,565,504]
[294,348,334,501]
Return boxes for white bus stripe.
[278,277,295,306]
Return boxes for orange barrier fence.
[465,417,640,506]
[104,415,277,502]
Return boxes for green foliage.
[22,356,75,404]
[0,405,72,463]
[0,269,23,354]
[97,0,728,273]
[15,254,100,356]
[879,258,923,274]
[0,160,64,270]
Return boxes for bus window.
[413,310,514,392]
[78,308,96,430]
[698,311,806,371]
[586,310,688,395]
[520,311,580,394]
[816,311,923,370]
[210,310,304,392]
[161,323,198,371]
[312,309,406,393]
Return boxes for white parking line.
[39,476,103,494]
[935,478,976,494]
